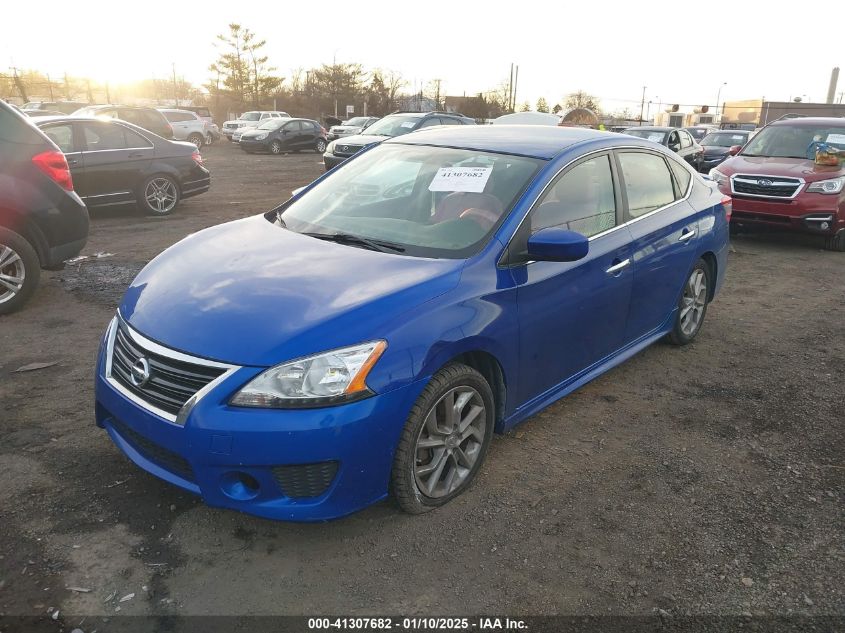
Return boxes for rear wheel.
[138,174,180,216]
[0,228,40,315]
[187,133,204,148]
[205,133,215,146]
[270,140,283,155]
[315,138,327,153]
[391,363,494,514]
[667,259,710,345]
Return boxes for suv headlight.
[325,140,337,154]
[806,177,845,194]
[229,341,387,408]
[709,168,728,185]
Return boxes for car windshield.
[256,118,285,130]
[701,132,748,147]
[624,129,668,144]
[687,128,710,141]
[278,143,544,258]
[362,116,421,137]
[344,117,368,126]
[240,112,261,121]
[741,124,845,158]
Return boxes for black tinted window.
[440,117,461,126]
[532,154,616,237]
[83,123,127,150]
[418,118,443,128]
[618,152,676,218]
[124,128,152,148]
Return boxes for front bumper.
[238,139,267,152]
[725,189,845,235]
[699,155,728,172]
[95,339,426,522]
[323,153,348,170]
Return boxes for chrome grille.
[334,144,363,157]
[108,320,228,420]
[731,175,803,199]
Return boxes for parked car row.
[222,111,290,141]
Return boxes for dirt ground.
[1,141,843,631]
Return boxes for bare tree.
[564,90,601,113]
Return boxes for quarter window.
[531,154,617,238]
[668,159,692,198]
[618,152,676,218]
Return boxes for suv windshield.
[344,117,368,126]
[624,129,668,144]
[701,132,748,147]
[362,116,422,137]
[741,124,845,159]
[278,143,544,258]
[240,112,261,121]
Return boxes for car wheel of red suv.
[824,230,845,252]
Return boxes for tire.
[0,228,40,315]
[667,258,711,346]
[824,230,845,252]
[315,138,327,153]
[138,174,180,216]
[391,363,495,514]
[187,133,204,149]
[269,140,283,155]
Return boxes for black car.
[622,126,704,170]
[322,111,476,170]
[73,105,174,139]
[35,117,210,215]
[698,129,754,173]
[0,102,89,314]
[239,118,328,154]
[684,125,719,143]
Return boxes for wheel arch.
[699,250,718,302]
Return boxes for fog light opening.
[220,471,261,500]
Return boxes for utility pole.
[10,67,28,103]
[639,85,646,126]
[507,63,513,114]
[432,78,442,110]
[47,73,54,100]
[64,72,71,100]
[511,65,519,112]
[172,63,178,107]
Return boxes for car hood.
[119,215,463,366]
[330,125,362,133]
[332,133,391,147]
[719,155,845,180]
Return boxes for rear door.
[39,121,84,185]
[79,122,154,207]
[615,150,701,343]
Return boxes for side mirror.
[527,228,589,263]
[728,145,742,156]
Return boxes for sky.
[3,0,843,115]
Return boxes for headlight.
[229,341,387,408]
[255,133,268,140]
[806,177,845,194]
[326,140,337,154]
[709,168,728,185]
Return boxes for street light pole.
[639,85,646,126]
[715,81,727,118]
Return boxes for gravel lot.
[1,141,843,631]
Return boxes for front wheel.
[0,228,40,315]
[138,174,180,216]
[391,363,494,514]
[187,133,204,149]
[824,230,845,252]
[315,138,327,153]
[667,259,710,345]
[270,140,283,155]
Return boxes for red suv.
[710,117,845,251]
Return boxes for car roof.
[386,125,644,159]
[627,126,674,132]
[768,117,845,127]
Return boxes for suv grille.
[272,461,338,498]
[109,321,226,419]
[334,144,363,157]
[732,175,802,199]
[110,417,195,482]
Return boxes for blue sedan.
[95,126,730,521]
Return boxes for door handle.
[67,158,78,166]
[679,228,697,242]
[605,258,630,274]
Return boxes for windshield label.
[826,133,845,145]
[428,167,493,193]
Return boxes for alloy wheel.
[316,139,327,153]
[0,244,25,305]
[270,141,282,154]
[680,268,707,336]
[414,386,486,499]
[144,178,178,214]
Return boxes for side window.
[123,127,152,148]
[83,123,127,151]
[165,112,193,123]
[531,154,617,238]
[618,152,676,218]
[418,117,442,129]
[680,131,692,149]
[668,131,680,148]
[42,124,75,153]
[440,117,461,125]
[668,158,692,198]
[284,121,302,132]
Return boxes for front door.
[511,152,634,405]
[614,150,701,342]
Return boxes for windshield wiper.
[303,232,405,253]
